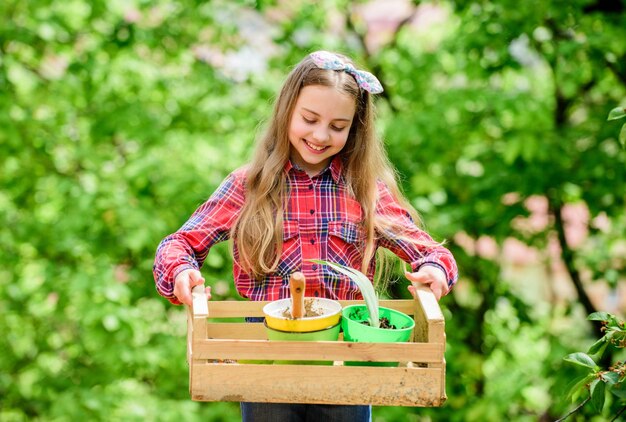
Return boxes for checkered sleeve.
[375,182,458,291]
[153,169,246,304]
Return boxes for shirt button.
[308,184,313,190]
[310,209,315,215]
[310,238,315,245]
[312,264,318,270]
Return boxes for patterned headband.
[309,51,384,94]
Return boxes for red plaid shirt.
[154,157,458,304]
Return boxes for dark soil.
[360,317,397,330]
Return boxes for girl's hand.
[405,266,448,301]
[174,269,211,306]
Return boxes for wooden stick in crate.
[289,272,306,319]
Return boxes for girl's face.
[288,85,356,177]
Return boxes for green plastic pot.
[264,322,341,365]
[341,305,415,367]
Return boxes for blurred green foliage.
[1,0,625,421]
[563,312,626,420]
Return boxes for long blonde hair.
[232,52,434,281]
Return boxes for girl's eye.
[302,115,346,131]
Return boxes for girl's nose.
[312,127,330,142]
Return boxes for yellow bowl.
[263,297,342,333]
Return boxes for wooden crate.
[187,285,446,407]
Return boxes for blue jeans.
[240,402,372,422]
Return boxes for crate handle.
[412,283,445,345]
[191,284,209,317]
[412,284,444,321]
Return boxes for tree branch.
[555,396,591,422]
[549,197,600,323]
[611,404,626,422]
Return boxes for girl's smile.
[303,140,328,152]
[288,85,356,177]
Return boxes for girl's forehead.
[295,85,356,119]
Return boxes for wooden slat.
[186,307,193,364]
[192,316,207,343]
[440,357,447,402]
[191,285,209,346]
[206,322,267,340]
[192,339,443,363]
[413,285,444,344]
[412,283,447,404]
[191,285,209,317]
[413,285,444,323]
[191,363,445,407]
[207,300,266,318]
[186,307,194,391]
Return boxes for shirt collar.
[284,156,343,184]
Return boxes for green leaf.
[566,373,596,402]
[607,107,626,121]
[619,123,626,149]
[588,312,611,321]
[310,259,380,328]
[590,379,606,412]
[588,338,608,356]
[564,353,598,369]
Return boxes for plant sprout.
[309,260,380,328]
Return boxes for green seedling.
[309,260,380,328]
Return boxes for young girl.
[153,50,458,422]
